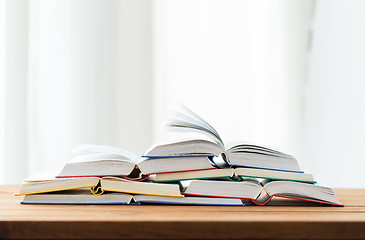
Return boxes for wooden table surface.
[1,185,365,239]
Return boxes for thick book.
[133,195,244,206]
[182,179,343,206]
[143,105,302,173]
[21,189,135,205]
[15,172,183,197]
[21,189,245,206]
[57,144,215,178]
[153,168,315,183]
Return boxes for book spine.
[90,180,104,195]
[251,195,274,206]
[120,175,150,182]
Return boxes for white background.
[1,0,364,187]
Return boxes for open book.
[143,105,301,173]
[182,179,343,206]
[16,172,183,197]
[152,167,315,183]
[21,189,245,206]
[57,144,215,178]
[21,189,136,205]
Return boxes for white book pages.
[71,144,139,163]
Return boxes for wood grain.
[1,185,365,239]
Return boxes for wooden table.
[1,185,365,239]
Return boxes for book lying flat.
[182,179,343,206]
[133,195,244,206]
[16,172,183,197]
[153,168,315,183]
[21,189,135,205]
[143,105,301,173]
[21,189,245,206]
[57,144,215,178]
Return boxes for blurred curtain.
[0,0,153,184]
[301,0,365,187]
[152,0,313,161]
[1,0,325,185]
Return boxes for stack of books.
[16,106,343,206]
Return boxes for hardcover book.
[153,167,315,183]
[21,189,245,206]
[143,105,302,173]
[16,172,183,197]
[57,144,215,178]
[182,179,343,206]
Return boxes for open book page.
[183,179,262,199]
[137,156,216,175]
[225,140,293,158]
[15,177,100,196]
[70,144,139,163]
[69,153,136,163]
[100,177,183,197]
[152,168,235,182]
[166,104,224,148]
[58,156,137,177]
[23,171,59,182]
[225,141,301,172]
[263,181,343,206]
[21,189,134,205]
[142,139,223,157]
[133,195,244,206]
